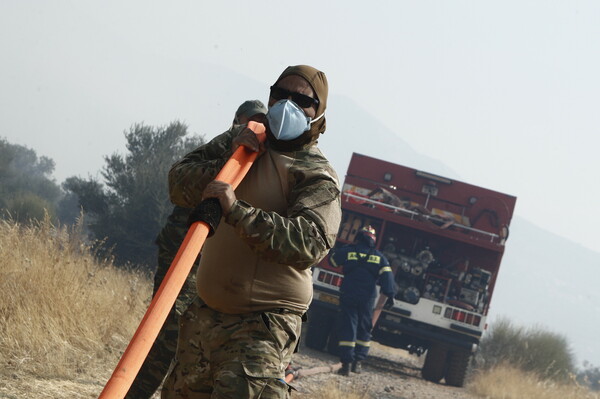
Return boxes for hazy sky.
[1,0,599,257]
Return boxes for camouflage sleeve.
[168,127,240,208]
[224,158,342,270]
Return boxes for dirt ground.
[290,341,480,399]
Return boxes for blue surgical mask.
[266,100,324,141]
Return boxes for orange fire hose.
[285,363,342,383]
[98,122,266,399]
[371,293,389,327]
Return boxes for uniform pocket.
[241,361,281,379]
[240,363,292,399]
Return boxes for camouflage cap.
[235,100,267,120]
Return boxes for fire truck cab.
[306,153,516,387]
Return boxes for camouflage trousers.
[161,298,301,399]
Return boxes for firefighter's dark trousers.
[337,295,375,364]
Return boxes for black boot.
[351,361,362,374]
[337,362,350,376]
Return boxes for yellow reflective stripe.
[367,255,381,264]
[356,340,371,347]
[379,266,392,275]
[338,341,356,347]
[348,252,357,261]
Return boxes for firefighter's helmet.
[357,225,377,246]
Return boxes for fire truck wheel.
[445,349,471,387]
[304,307,335,352]
[421,344,448,383]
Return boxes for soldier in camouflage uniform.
[161,65,341,398]
[125,100,268,399]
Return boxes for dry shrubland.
[471,317,598,398]
[469,363,599,399]
[0,217,597,398]
[0,217,151,396]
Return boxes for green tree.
[0,138,61,223]
[64,122,204,268]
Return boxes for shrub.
[0,137,62,223]
[578,362,600,392]
[1,192,56,224]
[477,317,575,381]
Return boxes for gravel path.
[290,342,481,399]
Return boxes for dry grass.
[468,363,599,399]
[295,379,371,399]
[0,217,151,396]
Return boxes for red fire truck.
[305,153,516,387]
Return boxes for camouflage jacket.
[169,126,342,313]
[169,125,341,267]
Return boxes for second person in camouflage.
[125,100,267,399]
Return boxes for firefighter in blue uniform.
[329,225,396,376]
